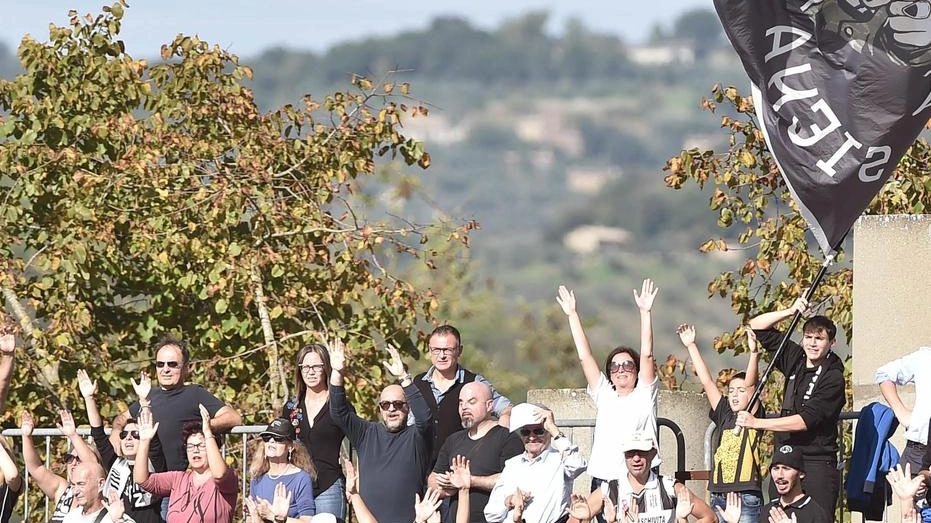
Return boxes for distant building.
[566,166,621,195]
[628,43,695,66]
[564,225,631,254]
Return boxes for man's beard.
[461,417,475,429]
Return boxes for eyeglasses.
[64,454,81,464]
[378,400,408,411]
[429,346,459,356]
[519,427,546,438]
[299,364,325,374]
[185,443,207,452]
[261,434,289,443]
[120,430,140,440]
[155,360,181,369]
[609,360,637,374]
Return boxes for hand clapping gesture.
[270,482,293,522]
[414,488,442,523]
[715,492,742,523]
[674,487,693,521]
[448,455,472,491]
[104,490,126,521]
[887,464,925,502]
[768,506,798,523]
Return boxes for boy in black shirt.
[737,296,846,521]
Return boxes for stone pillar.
[851,214,931,522]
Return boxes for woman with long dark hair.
[283,343,346,519]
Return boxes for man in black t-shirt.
[114,336,242,471]
[429,382,524,523]
[737,296,845,521]
[765,445,829,523]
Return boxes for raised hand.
[633,279,659,312]
[328,336,346,372]
[414,487,442,523]
[77,369,98,398]
[556,286,577,316]
[676,324,696,347]
[270,482,293,520]
[105,489,126,521]
[199,404,213,437]
[449,455,472,490]
[20,411,34,437]
[382,345,406,379]
[715,492,742,523]
[510,489,532,520]
[768,506,797,523]
[0,319,16,354]
[131,372,151,401]
[746,328,759,354]
[674,487,693,520]
[623,495,640,523]
[137,406,159,441]
[604,498,618,523]
[887,464,925,502]
[58,410,78,438]
[539,408,558,436]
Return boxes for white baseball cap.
[621,430,656,452]
[508,403,542,432]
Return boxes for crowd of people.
[0,277,928,523]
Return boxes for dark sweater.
[754,328,846,457]
[330,383,431,523]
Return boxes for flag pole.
[744,231,848,415]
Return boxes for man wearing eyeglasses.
[484,403,587,523]
[116,336,242,474]
[329,341,433,523]
[412,325,513,467]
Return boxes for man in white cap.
[484,403,587,523]
[605,431,714,523]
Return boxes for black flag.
[713,0,931,254]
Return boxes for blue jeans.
[710,491,762,523]
[314,478,346,521]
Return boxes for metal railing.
[1,425,267,522]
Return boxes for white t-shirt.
[874,347,931,444]
[587,373,659,480]
[61,506,120,523]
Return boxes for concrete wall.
[527,387,712,499]
[851,215,931,522]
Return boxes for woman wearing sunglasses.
[283,342,347,519]
[246,418,317,522]
[78,369,164,523]
[556,279,660,520]
[134,404,239,523]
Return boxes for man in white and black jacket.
[736,296,846,522]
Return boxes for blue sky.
[1,0,713,58]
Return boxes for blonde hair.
[248,438,316,481]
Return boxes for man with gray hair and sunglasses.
[485,403,587,523]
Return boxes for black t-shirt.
[754,328,846,457]
[0,483,21,523]
[708,397,764,493]
[765,495,829,523]
[433,425,524,523]
[129,384,227,471]
[283,396,346,494]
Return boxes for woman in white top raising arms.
[556,279,660,521]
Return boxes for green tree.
[0,2,470,425]
[672,8,724,58]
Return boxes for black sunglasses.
[261,434,289,443]
[120,430,140,440]
[609,360,637,373]
[155,360,181,369]
[519,427,546,438]
[378,400,408,411]
[64,454,81,464]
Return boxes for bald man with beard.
[429,382,524,523]
[328,341,432,523]
[65,462,128,523]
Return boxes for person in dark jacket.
[329,339,432,523]
[737,296,846,521]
